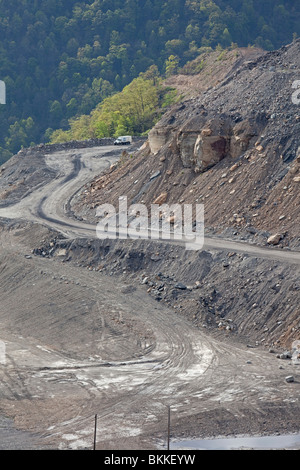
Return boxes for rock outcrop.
[149,111,267,172]
[74,39,300,245]
[148,41,300,175]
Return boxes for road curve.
[1,144,299,265]
[0,144,299,450]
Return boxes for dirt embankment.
[164,46,265,99]
[72,40,300,247]
[28,223,300,351]
[0,219,299,450]
[0,138,145,207]
[0,43,299,450]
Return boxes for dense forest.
[0,0,299,162]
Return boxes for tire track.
[0,144,299,448]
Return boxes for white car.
[114,136,132,145]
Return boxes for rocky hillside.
[163,46,265,99]
[73,40,300,247]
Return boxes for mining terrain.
[0,42,299,450]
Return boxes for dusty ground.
[0,143,299,450]
[164,46,265,99]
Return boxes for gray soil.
[0,141,299,450]
[0,41,299,450]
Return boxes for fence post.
[167,406,171,451]
[93,414,98,450]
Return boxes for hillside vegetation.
[50,71,179,142]
[0,0,299,161]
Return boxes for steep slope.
[163,46,265,99]
[0,38,299,446]
[73,40,300,246]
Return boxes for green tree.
[5,117,36,154]
[165,55,179,77]
[49,100,63,126]
[0,0,298,161]
[221,28,232,47]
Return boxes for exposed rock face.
[148,40,300,174]
[193,118,233,170]
[75,39,300,245]
[148,102,269,172]
[230,116,266,159]
[195,133,227,170]
[148,124,176,155]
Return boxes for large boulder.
[194,131,227,170]
[267,233,283,245]
[148,125,175,155]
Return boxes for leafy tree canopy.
[0,0,299,162]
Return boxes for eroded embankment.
[30,225,300,351]
[0,218,299,449]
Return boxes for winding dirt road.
[0,145,299,450]
[2,145,300,263]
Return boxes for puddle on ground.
[172,433,300,450]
